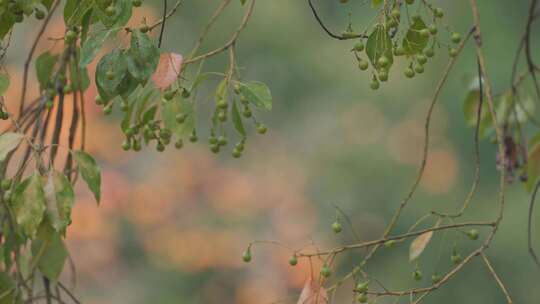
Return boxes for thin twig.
[18,0,60,118]
[307,0,367,40]
[297,221,494,257]
[57,283,81,304]
[183,0,256,65]
[528,179,540,267]
[188,0,232,59]
[433,55,483,218]
[480,252,513,303]
[157,0,168,48]
[149,0,184,30]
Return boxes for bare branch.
[480,253,513,303]
[307,0,367,40]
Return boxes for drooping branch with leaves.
[0,0,538,303]
[0,0,271,302]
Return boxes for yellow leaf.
[409,231,433,262]
[297,278,328,304]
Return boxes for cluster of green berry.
[105,79,269,157]
[354,281,369,303]
[0,0,47,24]
[97,87,188,152]
[349,0,462,90]
[206,81,267,158]
[1,178,12,204]
[121,118,176,152]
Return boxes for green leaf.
[240,0,246,5]
[64,0,93,26]
[31,225,67,281]
[79,8,94,44]
[462,78,496,138]
[0,271,21,304]
[95,49,128,101]
[161,95,195,139]
[366,24,393,68]
[126,30,160,83]
[0,13,15,40]
[12,173,46,237]
[79,28,119,67]
[35,51,58,91]
[116,72,140,99]
[135,85,159,122]
[231,100,246,137]
[402,18,429,55]
[0,74,9,96]
[462,87,493,138]
[73,151,101,203]
[142,105,158,124]
[372,0,382,7]
[216,78,228,101]
[0,133,24,162]
[43,171,74,233]
[238,81,272,111]
[121,83,159,132]
[122,85,143,132]
[1,223,16,270]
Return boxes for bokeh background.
[2,0,540,303]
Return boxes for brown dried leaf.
[297,278,328,304]
[409,231,433,262]
[151,52,183,89]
